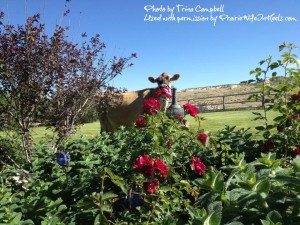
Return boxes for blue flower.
[123,192,143,209]
[56,152,71,166]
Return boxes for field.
[30,109,279,143]
[189,109,279,137]
[27,82,278,143]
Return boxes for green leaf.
[203,211,221,225]
[212,171,224,192]
[225,168,240,190]
[94,214,100,225]
[188,208,207,221]
[254,179,271,194]
[161,215,178,225]
[104,167,127,193]
[56,204,67,213]
[279,44,285,52]
[260,220,271,225]
[255,126,266,131]
[270,62,279,70]
[274,175,300,187]
[20,220,35,225]
[94,214,108,225]
[159,185,172,192]
[11,213,22,224]
[102,192,118,201]
[206,201,222,225]
[180,180,191,188]
[292,156,300,173]
[266,210,282,224]
[101,204,112,212]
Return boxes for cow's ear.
[148,77,157,83]
[170,74,180,81]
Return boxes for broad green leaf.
[104,167,127,193]
[101,204,112,212]
[159,185,172,192]
[292,156,300,173]
[254,179,271,194]
[266,210,282,224]
[94,214,108,225]
[279,44,285,52]
[11,213,22,224]
[211,171,224,192]
[206,201,222,225]
[20,220,35,225]
[255,126,266,131]
[225,168,240,190]
[94,214,100,225]
[41,216,60,225]
[56,204,67,213]
[188,208,207,221]
[260,220,271,225]
[274,175,300,187]
[203,211,221,225]
[102,192,118,201]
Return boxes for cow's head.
[148,72,180,112]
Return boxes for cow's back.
[98,88,156,132]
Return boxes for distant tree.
[0,12,135,162]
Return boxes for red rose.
[134,155,170,179]
[175,114,183,121]
[291,114,300,119]
[166,137,173,149]
[134,154,155,178]
[197,132,208,145]
[154,87,172,99]
[291,91,300,101]
[143,97,161,115]
[183,103,198,117]
[191,157,206,175]
[143,179,160,193]
[292,146,300,156]
[135,117,146,128]
[154,159,170,178]
[261,140,275,152]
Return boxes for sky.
[0,0,300,91]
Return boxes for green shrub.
[1,43,300,224]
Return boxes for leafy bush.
[1,43,300,224]
[249,42,300,159]
[0,109,298,224]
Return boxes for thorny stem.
[197,116,201,131]
[281,46,296,159]
[146,194,161,225]
[63,166,69,185]
[261,57,272,131]
[99,173,107,216]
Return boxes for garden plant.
[0,8,300,225]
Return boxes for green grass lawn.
[187,110,279,133]
[30,109,279,143]
[30,122,101,144]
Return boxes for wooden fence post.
[222,96,225,111]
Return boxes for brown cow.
[97,72,180,132]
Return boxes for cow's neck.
[152,87,170,113]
